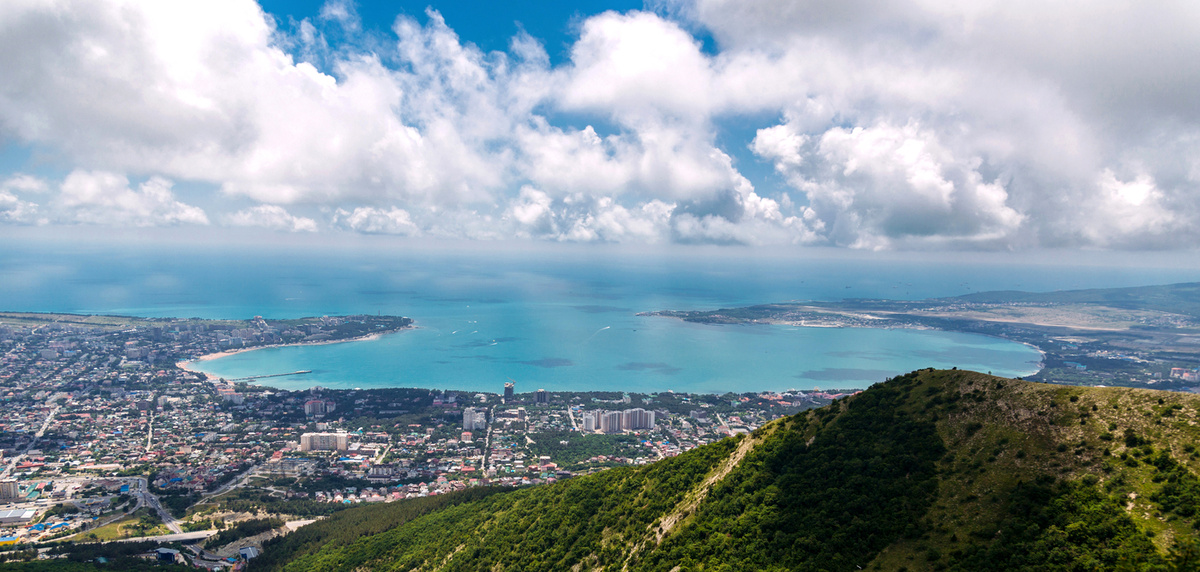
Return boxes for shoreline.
[177,326,415,381]
[650,313,1047,378]
[771,319,1047,378]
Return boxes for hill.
[252,370,1200,571]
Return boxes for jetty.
[229,370,312,381]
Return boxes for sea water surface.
[5,242,1197,393]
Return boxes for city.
[0,313,847,566]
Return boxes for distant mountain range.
[252,370,1200,571]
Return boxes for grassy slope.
[870,369,1200,570]
[254,370,1200,572]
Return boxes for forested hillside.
[254,370,1200,571]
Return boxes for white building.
[299,432,349,451]
[463,408,487,431]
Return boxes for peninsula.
[643,282,1200,391]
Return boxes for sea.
[4,241,1197,394]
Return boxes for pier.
[229,370,312,381]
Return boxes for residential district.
[0,313,851,568]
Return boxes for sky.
[1,0,1199,251]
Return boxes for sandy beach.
[176,327,413,381]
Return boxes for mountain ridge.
[253,370,1200,571]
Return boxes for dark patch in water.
[825,350,902,361]
[454,337,519,349]
[616,362,681,375]
[521,358,574,368]
[795,368,898,381]
[572,305,631,314]
[458,355,499,361]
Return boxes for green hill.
[252,370,1200,571]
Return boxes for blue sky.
[260,0,650,64]
[1,0,1198,251]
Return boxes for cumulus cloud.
[0,0,1199,248]
[55,171,208,226]
[1,174,50,194]
[0,174,44,224]
[755,121,1024,249]
[332,206,420,235]
[227,205,317,232]
[501,187,676,243]
[0,191,39,224]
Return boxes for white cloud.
[0,174,46,224]
[55,171,208,227]
[333,206,420,235]
[501,187,677,243]
[754,121,1023,248]
[1084,170,1180,248]
[1,174,50,194]
[1,0,1199,249]
[318,0,359,31]
[226,205,317,232]
[0,190,39,224]
[559,11,716,122]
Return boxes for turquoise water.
[4,243,1195,393]
[192,319,1040,394]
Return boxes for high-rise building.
[504,382,515,402]
[589,408,655,433]
[535,389,548,404]
[600,411,624,434]
[299,432,349,451]
[304,399,326,416]
[463,407,487,431]
[622,408,656,430]
[0,480,18,500]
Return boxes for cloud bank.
[0,0,1198,249]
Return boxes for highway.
[126,476,183,534]
[114,530,216,543]
[201,463,258,501]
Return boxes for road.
[57,476,182,542]
[714,413,732,436]
[145,412,154,452]
[0,403,63,479]
[114,530,217,543]
[201,464,258,501]
[482,406,495,468]
[127,477,183,534]
[75,464,259,540]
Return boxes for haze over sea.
[6,242,1198,394]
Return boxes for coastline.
[176,326,415,381]
[770,318,1047,378]
[650,313,1047,378]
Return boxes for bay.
[4,243,1196,393]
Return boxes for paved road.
[201,464,258,501]
[114,530,217,543]
[714,413,732,435]
[123,476,183,534]
[0,403,63,479]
